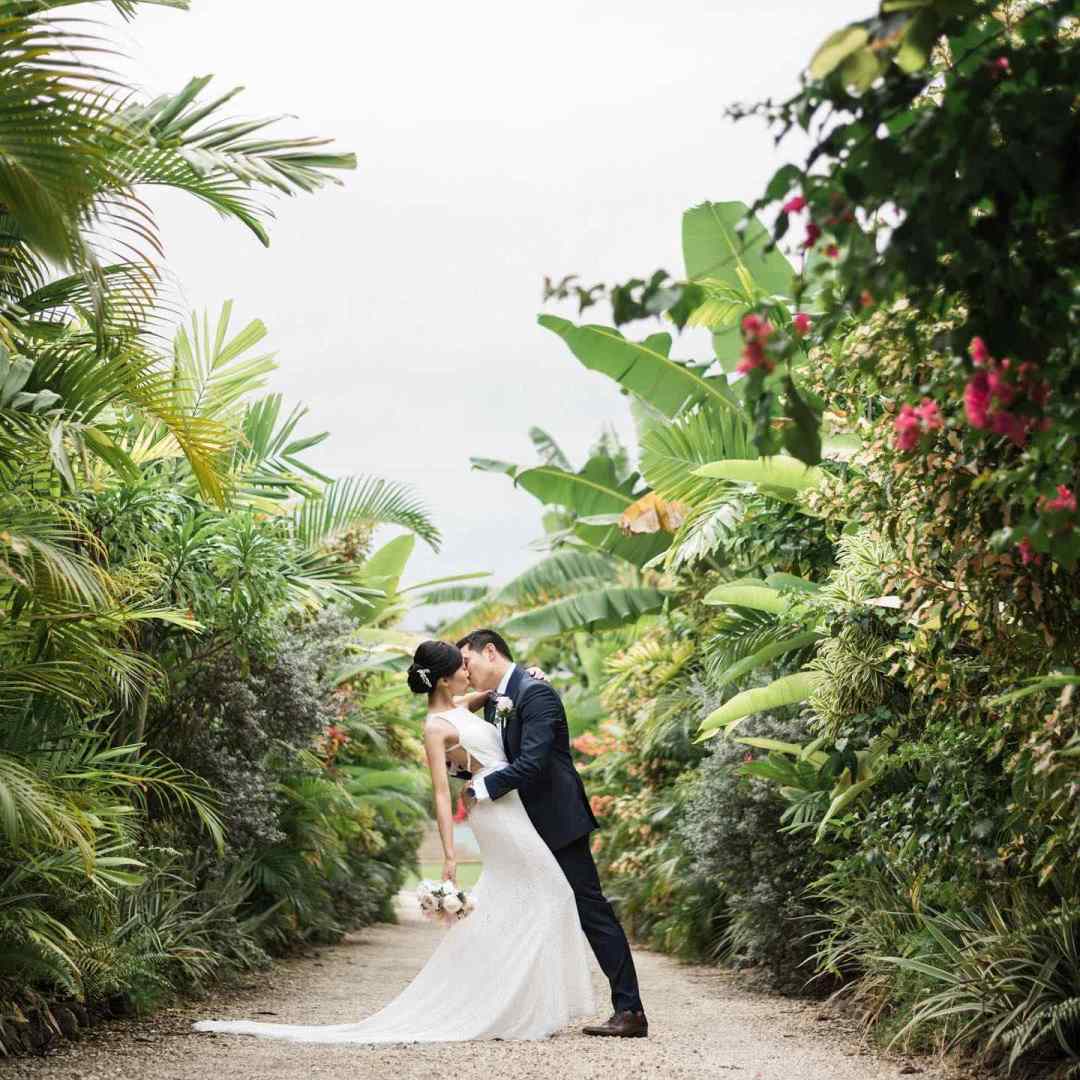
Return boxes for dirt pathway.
[3,894,960,1080]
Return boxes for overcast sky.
[108,1,867,627]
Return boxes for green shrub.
[681,712,831,990]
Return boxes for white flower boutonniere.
[493,695,515,724]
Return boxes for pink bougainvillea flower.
[992,56,1011,75]
[792,312,812,336]
[738,341,762,365]
[969,337,992,367]
[741,313,772,339]
[914,398,944,430]
[737,312,776,375]
[893,404,922,452]
[802,222,821,249]
[986,368,1016,406]
[782,195,807,213]
[1030,379,1051,408]
[964,372,991,428]
[736,342,773,376]
[988,409,1029,447]
[824,243,840,259]
[1017,537,1038,565]
[894,398,944,451]
[1043,485,1078,514]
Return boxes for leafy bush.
[681,711,831,990]
[153,609,351,853]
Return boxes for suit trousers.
[552,834,643,1014]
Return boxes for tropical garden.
[0,0,449,1055]
[397,0,1077,1074]
[4,0,1080,1077]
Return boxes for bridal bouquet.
[416,879,476,926]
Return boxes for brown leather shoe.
[582,1010,648,1038]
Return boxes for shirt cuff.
[471,776,490,801]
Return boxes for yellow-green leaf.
[809,26,870,80]
[896,9,940,73]
[841,46,885,92]
[698,671,825,739]
[693,456,829,491]
[703,581,790,614]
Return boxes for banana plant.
[473,429,673,567]
[499,585,669,639]
[438,550,625,641]
[681,200,809,373]
[538,316,741,417]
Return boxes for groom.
[457,629,648,1039]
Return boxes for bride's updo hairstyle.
[407,640,463,695]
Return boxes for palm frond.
[529,426,572,470]
[496,550,623,607]
[231,394,330,501]
[113,75,356,247]
[410,584,491,606]
[170,302,275,422]
[293,476,441,552]
[640,402,754,508]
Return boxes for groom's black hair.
[456,628,514,662]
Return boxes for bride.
[193,639,595,1043]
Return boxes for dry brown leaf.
[619,492,691,535]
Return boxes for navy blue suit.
[482,667,643,1015]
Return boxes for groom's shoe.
[582,1010,648,1038]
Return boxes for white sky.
[108,0,867,627]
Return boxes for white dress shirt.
[470,664,516,802]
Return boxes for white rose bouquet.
[416,879,477,926]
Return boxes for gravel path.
[3,894,964,1080]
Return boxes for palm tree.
[0,0,436,1026]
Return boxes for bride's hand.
[526,665,550,683]
[442,857,456,884]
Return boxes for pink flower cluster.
[783,190,850,256]
[963,337,1051,448]
[1015,486,1076,567]
[1040,485,1077,514]
[736,313,775,375]
[893,398,944,452]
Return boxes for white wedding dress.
[193,706,595,1043]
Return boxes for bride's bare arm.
[453,689,491,713]
[422,718,458,883]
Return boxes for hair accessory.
[416,667,432,688]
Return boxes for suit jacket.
[482,666,598,853]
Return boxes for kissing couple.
[195,628,647,1044]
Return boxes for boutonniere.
[493,695,515,723]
